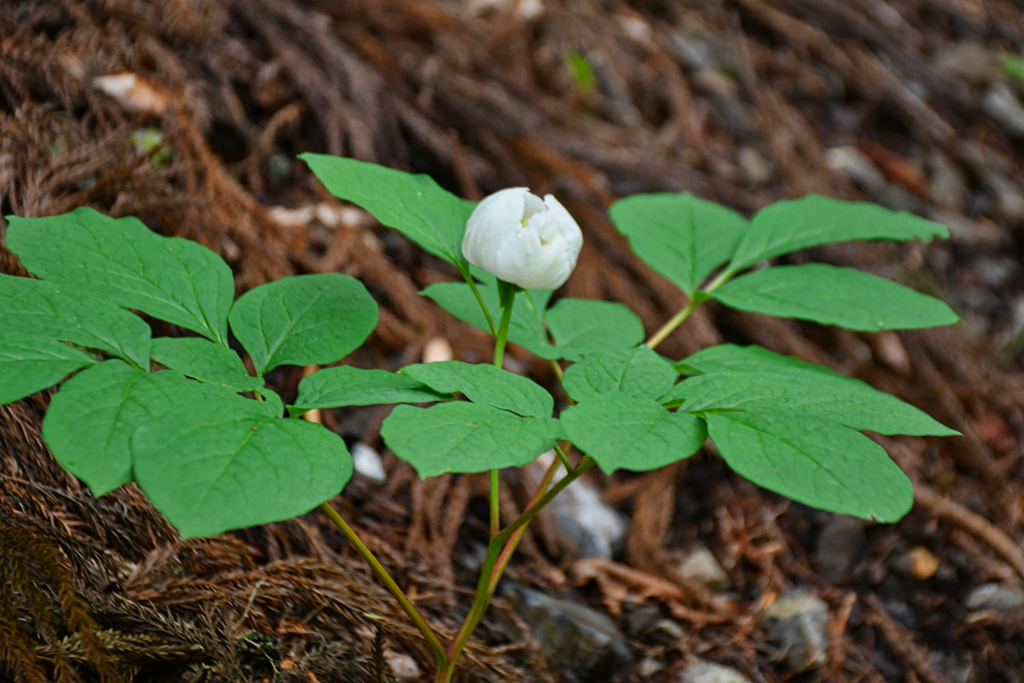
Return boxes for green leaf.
[710,264,959,331]
[256,388,285,418]
[610,193,749,295]
[293,366,449,413]
[42,361,231,496]
[381,402,564,477]
[132,398,351,538]
[229,274,378,375]
[0,273,151,368]
[545,299,646,361]
[7,207,234,344]
[562,346,677,402]
[300,154,473,269]
[0,336,99,405]
[663,370,957,436]
[421,282,554,357]
[560,391,706,473]
[676,343,831,376]
[401,360,552,417]
[999,52,1024,87]
[674,344,957,436]
[704,411,913,521]
[726,195,949,274]
[151,337,264,392]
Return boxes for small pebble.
[512,585,633,683]
[422,337,454,363]
[826,146,886,194]
[350,443,387,484]
[965,583,1024,612]
[677,545,731,591]
[908,546,941,580]
[528,451,627,559]
[982,84,1024,137]
[762,588,829,672]
[678,658,752,683]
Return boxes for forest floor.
[2,0,1024,681]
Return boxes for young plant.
[1,155,959,683]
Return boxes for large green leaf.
[663,370,956,436]
[401,361,552,417]
[710,264,958,331]
[0,274,151,368]
[381,402,564,477]
[704,411,913,521]
[300,154,473,269]
[151,337,264,392]
[609,193,749,295]
[229,274,378,375]
[7,207,234,344]
[545,299,645,361]
[0,335,99,405]
[132,399,351,538]
[676,343,833,376]
[560,391,706,473]
[725,195,949,274]
[292,366,449,413]
[562,346,677,402]
[42,361,230,496]
[421,282,554,357]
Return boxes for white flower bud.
[462,187,583,290]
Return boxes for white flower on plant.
[462,187,584,290]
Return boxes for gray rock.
[933,41,994,84]
[677,545,731,591]
[982,172,1024,221]
[965,583,1024,612]
[528,452,627,559]
[511,586,633,683]
[737,146,773,187]
[762,589,829,672]
[982,84,1024,137]
[932,210,1008,251]
[814,515,867,584]
[678,659,752,683]
[826,146,886,193]
[927,150,969,212]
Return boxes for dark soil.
[2,1,1024,682]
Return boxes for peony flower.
[462,188,583,290]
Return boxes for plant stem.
[553,443,572,472]
[462,272,497,336]
[646,269,735,351]
[436,456,596,682]
[646,297,699,350]
[488,291,515,537]
[319,502,448,670]
[492,298,514,367]
[489,469,500,537]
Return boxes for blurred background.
[2,1,1024,681]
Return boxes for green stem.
[646,269,734,351]
[437,456,596,682]
[488,291,515,538]
[319,502,448,670]
[646,297,699,350]
[492,298,514,367]
[489,469,500,537]
[553,443,573,472]
[463,272,497,336]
